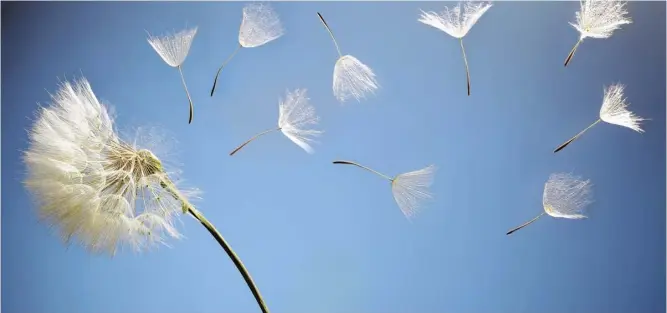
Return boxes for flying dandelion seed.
[147,27,198,124]
[230,89,322,156]
[24,77,270,313]
[333,160,436,219]
[554,83,645,153]
[418,1,492,96]
[563,0,632,67]
[317,12,379,103]
[507,173,593,235]
[210,3,284,97]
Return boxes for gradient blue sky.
[2,2,665,313]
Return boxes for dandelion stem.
[317,12,343,58]
[332,160,393,181]
[177,65,194,124]
[230,127,281,156]
[459,38,471,96]
[553,118,601,153]
[186,207,269,313]
[564,38,583,67]
[160,180,270,313]
[506,211,546,235]
[211,44,243,97]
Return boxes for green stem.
[160,180,269,313]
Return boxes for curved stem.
[177,65,194,124]
[506,211,546,235]
[553,118,601,153]
[159,180,269,313]
[230,127,281,156]
[564,38,582,67]
[186,207,269,313]
[211,44,242,97]
[460,38,471,96]
[332,160,393,181]
[317,12,343,58]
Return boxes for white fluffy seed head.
[599,83,645,133]
[147,27,198,67]
[239,3,284,48]
[278,89,323,154]
[571,0,632,40]
[391,165,437,219]
[418,1,492,39]
[333,55,379,103]
[542,173,593,219]
[24,77,199,255]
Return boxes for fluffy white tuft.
[24,78,199,255]
[391,165,437,219]
[542,173,593,219]
[147,27,198,67]
[333,55,379,103]
[239,3,284,48]
[278,89,323,153]
[570,0,632,40]
[418,1,492,39]
[599,83,645,133]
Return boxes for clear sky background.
[2,1,665,313]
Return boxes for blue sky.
[2,1,665,313]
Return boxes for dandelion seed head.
[278,89,322,154]
[418,1,492,39]
[239,3,284,48]
[333,55,379,103]
[542,173,593,219]
[571,0,631,40]
[599,83,645,133]
[391,165,437,219]
[24,78,199,255]
[147,27,198,67]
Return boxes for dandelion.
[147,27,198,124]
[563,0,632,67]
[210,3,284,97]
[418,1,492,96]
[317,12,379,103]
[554,83,645,153]
[23,77,270,313]
[507,173,593,235]
[230,89,322,156]
[333,160,436,219]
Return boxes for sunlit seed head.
[24,77,199,255]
